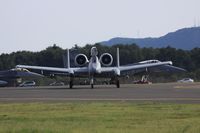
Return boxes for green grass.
[0,102,200,133]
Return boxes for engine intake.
[75,54,88,66]
[100,53,113,66]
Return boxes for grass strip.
[0,102,200,133]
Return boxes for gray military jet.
[16,47,185,88]
[0,68,43,87]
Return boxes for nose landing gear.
[90,77,94,89]
[69,74,74,89]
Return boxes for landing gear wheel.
[90,76,94,89]
[69,74,74,89]
[69,81,73,89]
[116,79,120,88]
[91,84,94,89]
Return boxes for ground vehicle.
[177,78,194,83]
[49,81,65,86]
[133,75,152,84]
[19,81,36,87]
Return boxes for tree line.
[0,43,200,80]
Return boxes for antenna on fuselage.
[117,48,120,67]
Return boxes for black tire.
[69,81,73,89]
[91,84,94,89]
[116,80,120,88]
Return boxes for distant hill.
[100,27,200,50]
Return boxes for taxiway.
[0,83,200,103]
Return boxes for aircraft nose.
[91,47,98,56]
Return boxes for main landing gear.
[110,77,120,88]
[116,77,120,88]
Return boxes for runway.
[0,82,200,103]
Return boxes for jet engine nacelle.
[100,53,113,66]
[75,54,88,66]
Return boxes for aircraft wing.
[147,65,186,73]
[16,65,88,75]
[17,61,185,76]
[100,61,176,73]
[120,61,174,72]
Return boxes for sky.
[0,0,200,54]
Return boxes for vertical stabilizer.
[117,48,120,68]
[63,49,70,68]
[67,49,70,69]
[63,52,67,68]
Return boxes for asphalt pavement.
[0,82,200,103]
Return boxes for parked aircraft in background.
[0,68,43,87]
[16,47,186,88]
[0,80,8,87]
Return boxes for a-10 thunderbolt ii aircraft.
[16,47,185,88]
